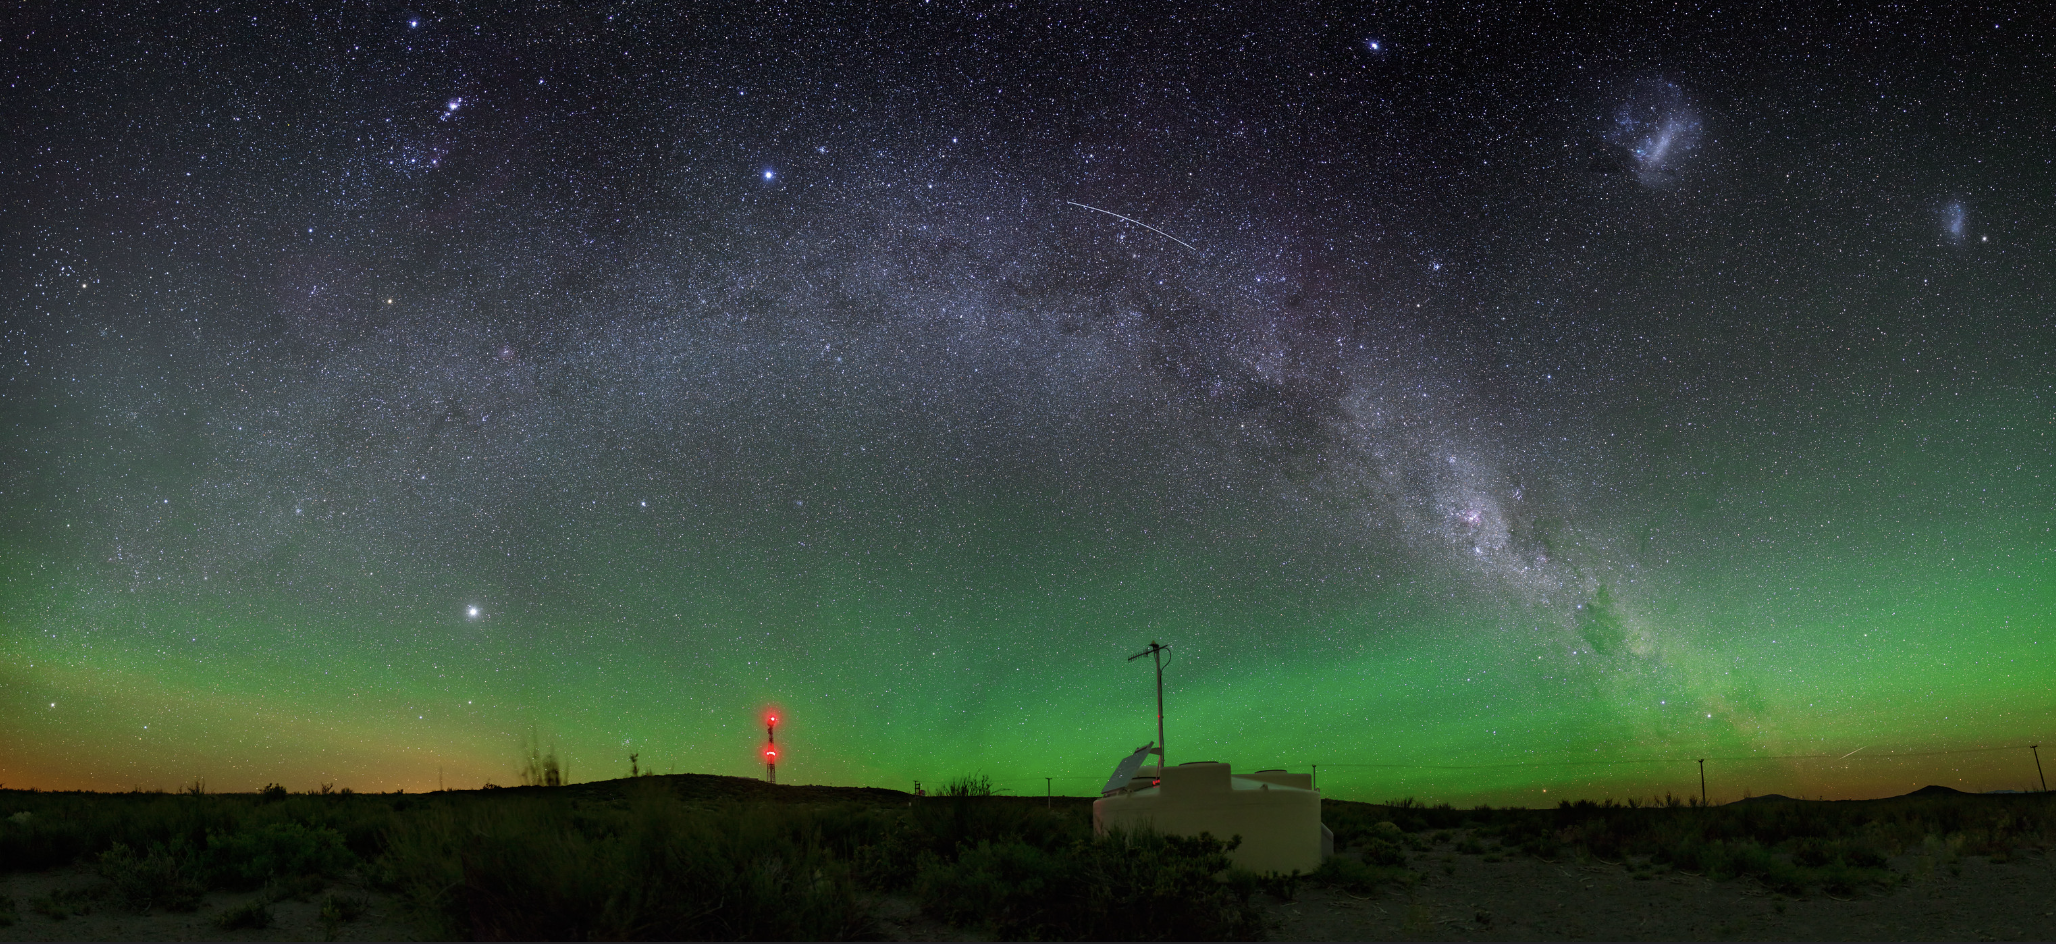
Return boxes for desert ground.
[5,778,2051,942]
[7,825,2050,942]
[1263,831,2056,942]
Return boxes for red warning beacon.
[763,710,779,784]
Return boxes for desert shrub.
[206,821,356,889]
[1668,838,1800,889]
[0,791,240,872]
[0,807,89,871]
[1310,853,1409,893]
[907,790,1084,865]
[215,899,273,930]
[1324,804,1419,854]
[30,886,95,920]
[1375,798,1438,832]
[258,794,401,861]
[383,788,876,941]
[1790,837,1836,867]
[913,838,1069,933]
[97,841,203,912]
[273,872,333,901]
[817,806,923,890]
[915,830,1264,941]
[1358,836,1409,867]
[1838,842,1888,869]
[319,892,369,923]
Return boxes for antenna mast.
[1128,641,1170,771]
[765,713,779,784]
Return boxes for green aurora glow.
[7,392,2048,800]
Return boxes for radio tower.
[764,712,779,784]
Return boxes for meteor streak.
[1063,201,1199,252]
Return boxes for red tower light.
[763,709,780,784]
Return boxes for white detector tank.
[1092,761,1329,875]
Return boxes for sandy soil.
[1266,843,2056,942]
[0,868,412,943]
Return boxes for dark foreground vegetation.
[1327,787,2055,898]
[2,778,2051,940]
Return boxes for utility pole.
[1046,777,1053,809]
[1128,642,1170,772]
[1698,759,1707,806]
[2033,745,2047,793]
[765,712,779,784]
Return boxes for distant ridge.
[1902,784,1968,797]
[1727,793,1797,805]
[464,773,1095,806]
[480,772,916,803]
[1727,785,1984,805]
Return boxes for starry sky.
[3,3,2051,802]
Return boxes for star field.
[2,3,2050,802]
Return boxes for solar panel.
[1101,742,1163,796]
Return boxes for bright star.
[763,168,776,181]
[467,606,481,619]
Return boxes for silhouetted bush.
[97,841,203,912]
[383,786,876,940]
[214,898,273,930]
[205,821,356,889]
[1357,835,1409,866]
[1310,852,1410,893]
[915,831,1265,941]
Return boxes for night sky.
[4,4,2050,803]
